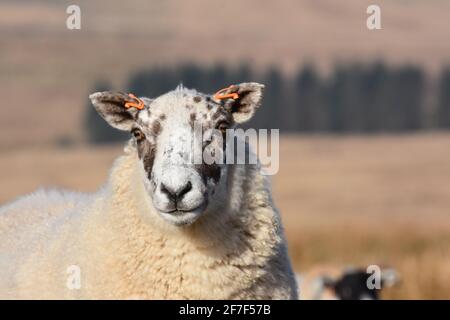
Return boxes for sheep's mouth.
[159,199,208,215]
[157,202,208,226]
[162,208,197,215]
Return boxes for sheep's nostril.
[160,182,175,202]
[177,181,192,199]
[160,181,192,204]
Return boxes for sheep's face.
[90,83,264,226]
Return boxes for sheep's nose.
[160,181,192,204]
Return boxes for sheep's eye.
[132,129,145,141]
[216,121,229,134]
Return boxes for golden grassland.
[1,133,450,299]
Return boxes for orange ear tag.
[124,93,145,110]
[213,86,239,101]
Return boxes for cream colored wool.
[0,142,297,299]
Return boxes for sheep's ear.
[89,91,146,131]
[381,268,399,287]
[217,82,264,124]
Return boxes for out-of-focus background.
[1,0,450,299]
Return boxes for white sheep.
[0,83,298,299]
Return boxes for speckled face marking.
[90,83,264,226]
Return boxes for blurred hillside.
[84,63,450,144]
[1,0,450,148]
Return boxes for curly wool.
[0,144,297,299]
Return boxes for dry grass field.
[1,133,449,299]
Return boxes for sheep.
[0,83,298,299]
[296,265,399,300]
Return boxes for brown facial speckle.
[189,113,197,129]
[193,96,202,103]
[196,164,221,184]
[137,140,156,179]
[211,108,227,120]
[151,121,162,136]
[159,114,166,121]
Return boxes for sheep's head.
[90,83,264,226]
[315,267,399,300]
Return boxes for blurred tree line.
[85,63,450,143]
